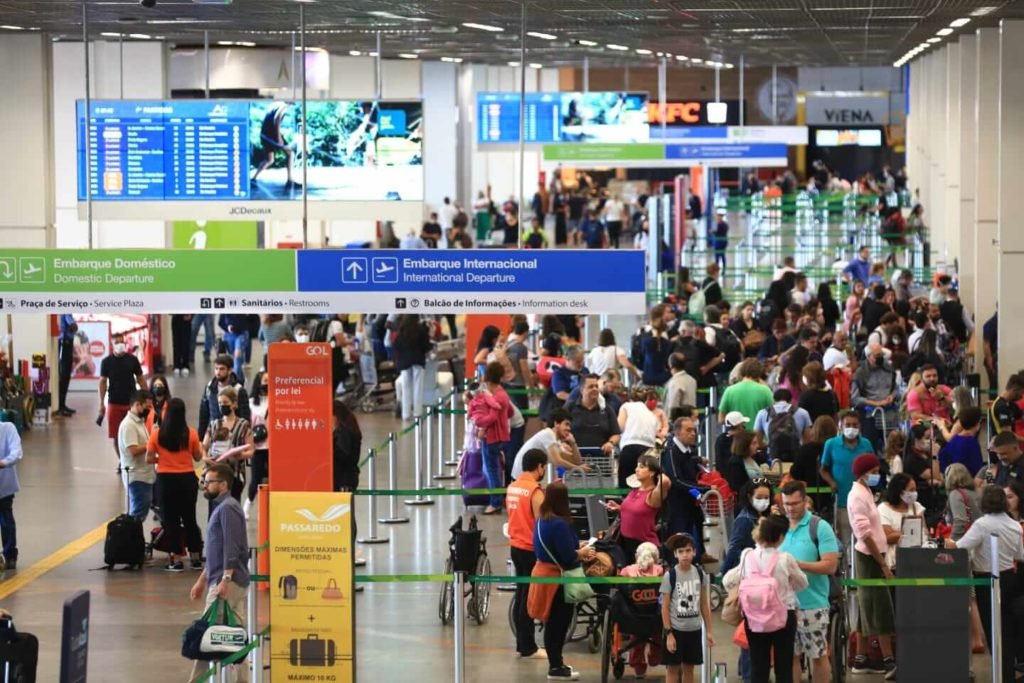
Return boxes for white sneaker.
[182,368,190,377]
[242,498,252,520]
[173,368,181,376]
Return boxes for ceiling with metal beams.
[0,0,1021,67]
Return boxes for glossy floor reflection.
[0,357,993,681]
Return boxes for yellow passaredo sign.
[270,491,354,682]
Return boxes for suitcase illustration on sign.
[289,634,337,666]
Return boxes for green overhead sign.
[0,249,294,293]
[542,143,665,162]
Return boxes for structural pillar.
[944,43,961,268]
[928,48,947,260]
[975,28,1000,383]
[997,21,1024,386]
[958,35,977,325]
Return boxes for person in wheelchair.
[615,542,665,678]
[660,533,714,683]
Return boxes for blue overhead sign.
[665,143,788,160]
[296,249,646,313]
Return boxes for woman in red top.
[606,453,671,560]
[146,397,204,572]
[469,361,515,514]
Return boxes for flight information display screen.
[77,99,424,201]
[476,91,648,144]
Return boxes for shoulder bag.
[536,521,595,604]
[182,598,248,661]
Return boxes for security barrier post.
[379,435,409,524]
[423,407,442,490]
[453,571,467,683]
[406,417,433,506]
[701,570,712,683]
[704,386,718,463]
[435,396,455,480]
[991,534,1003,683]
[358,448,388,543]
[446,390,460,467]
[247,548,258,681]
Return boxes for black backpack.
[713,326,743,373]
[630,327,652,367]
[104,514,146,570]
[767,404,800,462]
[757,299,780,332]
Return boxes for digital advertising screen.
[475,91,649,145]
[559,92,649,143]
[814,128,883,147]
[77,99,424,203]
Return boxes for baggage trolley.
[700,489,730,611]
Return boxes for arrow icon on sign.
[346,261,364,278]
[0,262,11,280]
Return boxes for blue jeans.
[481,441,505,508]
[739,647,751,681]
[190,315,215,362]
[224,330,249,381]
[128,480,153,522]
[0,494,16,561]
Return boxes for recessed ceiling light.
[398,53,418,59]
[724,63,734,69]
[690,58,703,64]
[606,43,629,51]
[970,7,997,17]
[441,56,463,63]
[507,60,521,67]
[675,55,689,61]
[936,28,953,36]
[237,41,255,47]
[950,18,971,27]
[926,37,941,43]
[368,51,378,57]
[217,40,235,46]
[635,48,652,55]
[577,39,598,47]
[527,31,556,40]
[0,25,25,30]
[528,63,543,69]
[462,22,503,32]
[129,33,151,40]
[101,32,121,37]
[349,49,361,56]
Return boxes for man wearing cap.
[662,417,714,563]
[846,453,897,679]
[716,411,750,474]
[717,359,773,429]
[820,410,875,547]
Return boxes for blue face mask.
[866,473,881,487]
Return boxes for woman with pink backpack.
[723,515,808,683]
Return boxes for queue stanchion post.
[701,569,711,683]
[247,547,258,682]
[446,390,460,467]
[423,406,443,490]
[406,416,434,506]
[453,571,467,683]
[380,435,410,524]
[359,448,388,543]
[704,386,717,463]
[435,396,456,480]
[991,533,1003,683]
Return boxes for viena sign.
[803,93,890,126]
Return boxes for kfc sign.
[649,100,742,126]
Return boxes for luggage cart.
[700,489,731,611]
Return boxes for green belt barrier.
[359,487,631,496]
[250,574,269,582]
[397,421,418,437]
[506,388,546,396]
[191,627,270,683]
[842,577,991,588]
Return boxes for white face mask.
[752,498,770,513]
[295,334,310,343]
[900,491,918,505]
[113,343,126,355]
[843,427,860,440]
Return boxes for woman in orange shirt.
[147,397,204,572]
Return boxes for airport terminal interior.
[3,1,1024,681]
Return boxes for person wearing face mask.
[292,323,311,344]
[201,387,254,505]
[189,462,250,683]
[198,354,251,441]
[877,473,925,572]
[847,453,898,679]
[820,411,876,548]
[617,387,665,490]
[146,375,171,431]
[118,390,156,522]
[99,332,147,472]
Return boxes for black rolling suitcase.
[0,615,38,682]
[103,467,146,570]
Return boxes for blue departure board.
[476,93,561,144]
[76,99,425,202]
[77,101,250,201]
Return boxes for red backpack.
[828,368,852,410]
